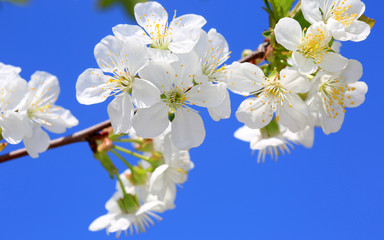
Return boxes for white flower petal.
[112,24,151,43]
[89,213,117,232]
[280,68,310,93]
[120,38,149,75]
[132,102,169,138]
[319,52,348,73]
[340,59,363,83]
[107,94,134,134]
[344,81,367,108]
[171,108,205,150]
[168,28,200,54]
[275,18,302,51]
[227,62,264,95]
[134,1,168,35]
[23,123,50,158]
[139,60,175,91]
[301,0,323,24]
[235,96,273,129]
[0,111,29,144]
[132,78,160,108]
[28,71,60,105]
[319,103,345,134]
[292,51,318,74]
[149,164,169,190]
[279,93,309,132]
[94,35,123,73]
[40,106,79,134]
[208,88,231,121]
[76,68,111,105]
[345,20,371,42]
[188,82,226,108]
[234,125,260,142]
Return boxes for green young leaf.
[272,0,295,17]
[3,0,28,5]
[358,14,375,29]
[97,0,147,18]
[98,0,116,8]
[293,9,311,30]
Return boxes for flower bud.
[241,49,253,58]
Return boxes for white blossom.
[231,62,310,132]
[0,63,29,145]
[89,181,163,237]
[112,1,206,62]
[149,132,193,211]
[301,0,370,42]
[307,59,367,134]
[275,18,348,74]
[235,124,314,163]
[194,29,231,121]
[76,37,160,134]
[19,72,78,158]
[132,53,226,150]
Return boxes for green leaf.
[3,0,28,5]
[293,10,311,30]
[358,14,375,29]
[98,0,147,18]
[269,0,295,18]
[98,0,116,8]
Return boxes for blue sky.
[0,0,383,239]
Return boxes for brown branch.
[0,120,111,164]
[238,41,270,63]
[0,42,270,164]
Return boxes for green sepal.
[260,119,281,138]
[358,14,375,29]
[118,194,140,214]
[94,151,117,179]
[128,165,148,186]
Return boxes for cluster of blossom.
[76,1,231,151]
[89,127,194,237]
[233,0,369,162]
[0,63,78,157]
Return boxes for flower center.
[319,77,348,118]
[330,2,357,27]
[108,74,134,94]
[162,88,187,112]
[150,24,171,50]
[297,28,329,62]
[201,42,230,80]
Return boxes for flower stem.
[115,172,128,196]
[110,149,134,170]
[113,139,142,143]
[113,145,150,161]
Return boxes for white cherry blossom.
[112,1,206,62]
[306,59,367,134]
[194,29,231,121]
[232,62,310,132]
[132,53,226,150]
[89,183,163,237]
[149,132,193,211]
[76,36,160,134]
[301,0,370,42]
[235,123,314,163]
[18,72,78,158]
[275,18,348,74]
[0,63,29,145]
